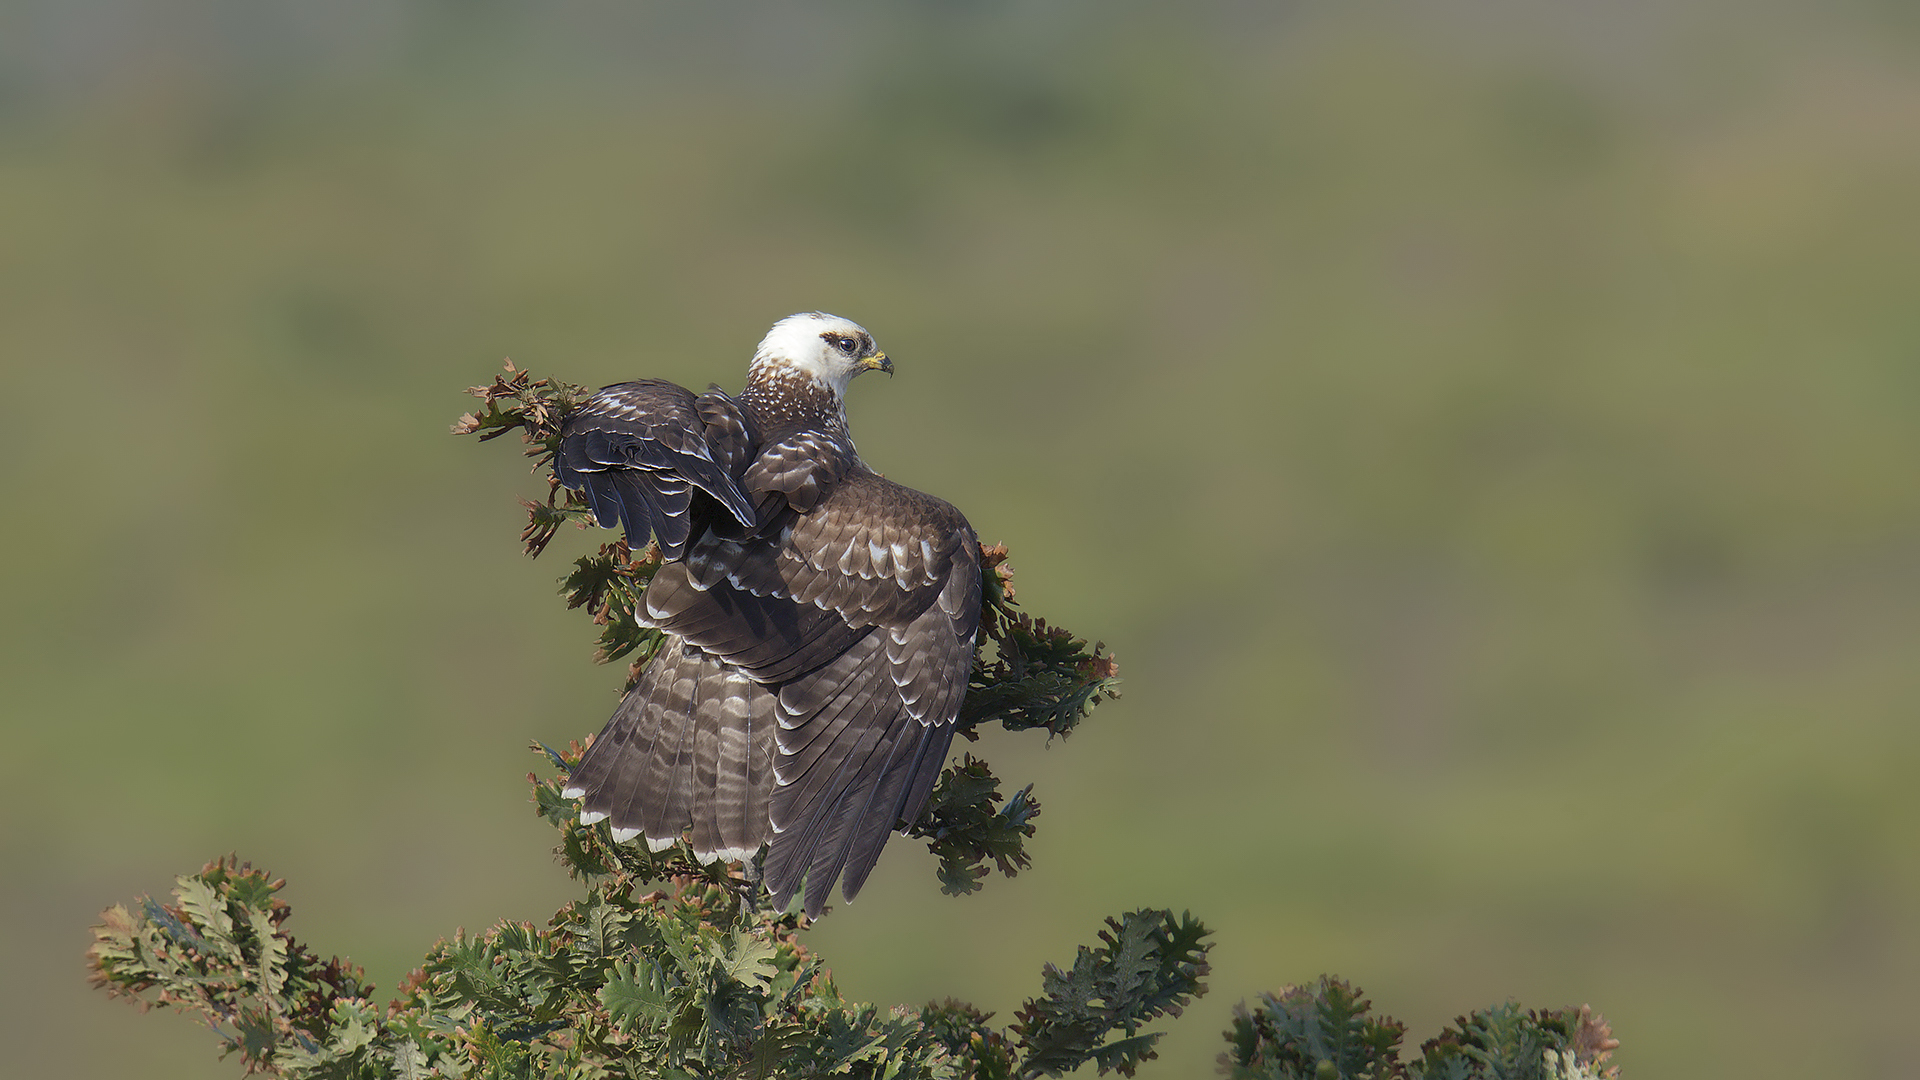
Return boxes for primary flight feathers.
[556,313,981,918]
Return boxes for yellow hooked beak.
[860,352,893,375]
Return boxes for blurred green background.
[4,2,1917,1077]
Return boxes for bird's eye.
[833,336,858,355]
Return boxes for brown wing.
[742,430,858,514]
[640,471,981,916]
[556,380,759,560]
[764,545,978,914]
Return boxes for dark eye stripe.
[817,331,868,357]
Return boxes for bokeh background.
[4,2,1918,1077]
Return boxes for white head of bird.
[749,312,891,398]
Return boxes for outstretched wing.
[640,471,981,916]
[556,380,759,560]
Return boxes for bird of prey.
[556,313,981,917]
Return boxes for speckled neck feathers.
[739,362,851,439]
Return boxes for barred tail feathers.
[563,637,775,863]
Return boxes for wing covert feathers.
[559,371,982,919]
[556,381,758,559]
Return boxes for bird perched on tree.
[556,313,981,918]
